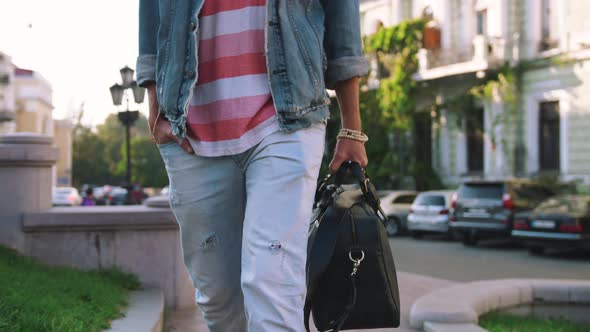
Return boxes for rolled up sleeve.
[321,0,369,89]
[136,0,159,87]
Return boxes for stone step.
[107,288,164,332]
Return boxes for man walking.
[138,1,368,330]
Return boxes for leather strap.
[327,272,358,332]
[304,207,349,332]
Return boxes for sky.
[0,0,149,127]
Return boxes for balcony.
[538,38,559,53]
[0,110,15,122]
[414,35,507,81]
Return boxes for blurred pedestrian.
[132,182,144,204]
[81,187,95,206]
[138,1,369,331]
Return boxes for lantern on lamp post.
[109,66,145,203]
[120,66,135,88]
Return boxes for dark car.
[92,186,109,205]
[451,180,555,246]
[109,187,129,205]
[512,195,590,254]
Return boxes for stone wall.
[22,206,196,309]
[0,132,196,309]
[0,133,57,252]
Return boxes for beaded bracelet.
[337,128,369,143]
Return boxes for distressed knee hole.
[200,232,218,251]
[269,240,282,255]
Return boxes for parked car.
[451,180,555,246]
[512,195,590,254]
[377,190,394,198]
[92,186,109,205]
[407,191,455,238]
[52,187,82,206]
[379,191,418,236]
[143,186,171,208]
[109,187,129,205]
[160,186,170,196]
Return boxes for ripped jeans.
[157,121,326,332]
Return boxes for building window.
[476,9,487,36]
[539,101,560,171]
[541,0,551,40]
[466,108,484,173]
[540,0,558,51]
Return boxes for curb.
[424,322,486,332]
[107,288,164,332]
[409,278,590,332]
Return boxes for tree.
[72,111,160,188]
[322,92,398,189]
[95,113,151,182]
[72,128,111,187]
[117,137,169,187]
[360,19,443,190]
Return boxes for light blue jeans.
[157,121,327,332]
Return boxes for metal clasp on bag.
[348,250,365,276]
[361,178,388,223]
[362,178,370,194]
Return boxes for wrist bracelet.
[337,133,369,142]
[339,128,364,135]
[337,128,369,143]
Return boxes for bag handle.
[313,161,388,222]
[335,161,388,222]
[334,160,366,187]
[313,161,366,209]
[313,160,367,207]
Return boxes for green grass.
[0,245,140,332]
[480,312,590,332]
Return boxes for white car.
[379,191,418,236]
[144,185,170,208]
[52,187,82,206]
[160,186,169,196]
[407,191,455,238]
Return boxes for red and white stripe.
[186,0,279,156]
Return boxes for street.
[389,236,590,282]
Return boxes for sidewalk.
[164,271,455,332]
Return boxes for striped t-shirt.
[186,0,279,157]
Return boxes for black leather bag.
[305,161,400,332]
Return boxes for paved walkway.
[164,271,455,332]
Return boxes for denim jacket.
[137,0,368,138]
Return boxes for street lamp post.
[109,66,145,203]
